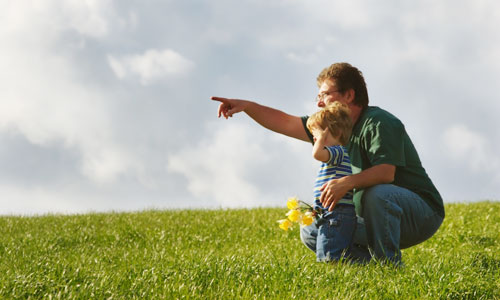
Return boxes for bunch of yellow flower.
[277,196,315,231]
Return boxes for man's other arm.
[320,164,396,211]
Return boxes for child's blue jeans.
[315,204,357,262]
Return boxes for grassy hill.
[1,202,499,299]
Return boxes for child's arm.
[312,128,331,163]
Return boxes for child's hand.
[315,128,330,147]
[312,128,331,162]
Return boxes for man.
[211,62,444,264]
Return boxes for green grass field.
[1,202,499,299]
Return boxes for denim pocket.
[316,208,357,261]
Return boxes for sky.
[1,0,499,215]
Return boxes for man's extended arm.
[320,164,396,211]
[211,96,310,142]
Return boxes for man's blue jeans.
[300,184,444,264]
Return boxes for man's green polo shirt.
[302,106,444,218]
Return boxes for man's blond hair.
[306,102,352,145]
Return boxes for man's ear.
[345,89,355,104]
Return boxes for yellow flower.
[278,197,315,232]
[278,219,293,231]
[300,212,314,226]
[287,197,299,210]
[287,209,302,222]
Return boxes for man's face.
[316,79,350,108]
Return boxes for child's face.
[311,127,341,146]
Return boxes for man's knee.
[362,185,391,212]
[362,184,403,218]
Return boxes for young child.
[306,102,357,262]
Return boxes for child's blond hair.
[306,102,353,145]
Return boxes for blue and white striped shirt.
[313,145,354,215]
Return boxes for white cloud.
[0,53,141,183]
[0,0,143,184]
[286,46,326,64]
[108,49,195,85]
[61,0,115,38]
[292,0,378,29]
[1,0,500,215]
[0,0,123,41]
[442,124,500,174]
[167,123,270,208]
[0,182,158,216]
[0,184,78,215]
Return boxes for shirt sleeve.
[364,118,406,167]
[325,145,345,166]
[301,116,314,144]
